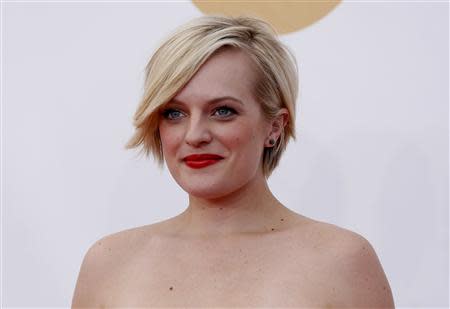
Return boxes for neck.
[174,170,290,239]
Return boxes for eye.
[161,108,184,120]
[213,105,237,118]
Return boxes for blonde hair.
[126,15,298,178]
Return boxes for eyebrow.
[169,96,244,106]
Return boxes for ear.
[265,108,289,147]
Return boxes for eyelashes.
[161,109,183,120]
[212,106,238,118]
[161,105,238,121]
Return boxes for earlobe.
[265,108,289,147]
[265,137,277,148]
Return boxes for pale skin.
[72,48,395,308]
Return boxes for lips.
[183,153,224,169]
[183,154,224,161]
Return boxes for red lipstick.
[183,154,224,169]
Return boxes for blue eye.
[162,109,183,120]
[161,105,237,121]
[213,106,237,118]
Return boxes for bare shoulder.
[303,220,395,308]
[71,224,159,308]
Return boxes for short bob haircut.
[126,15,298,178]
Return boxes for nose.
[184,114,213,147]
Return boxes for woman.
[72,15,394,308]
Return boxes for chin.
[179,178,236,199]
[167,161,259,199]
[173,170,248,200]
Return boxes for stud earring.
[269,138,275,146]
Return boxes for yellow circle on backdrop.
[192,1,341,34]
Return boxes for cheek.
[159,125,184,155]
[220,123,262,154]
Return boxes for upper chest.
[101,230,339,308]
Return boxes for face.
[158,48,273,199]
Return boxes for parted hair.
[126,15,299,178]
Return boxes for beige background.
[193,1,340,34]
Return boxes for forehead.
[173,47,259,104]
